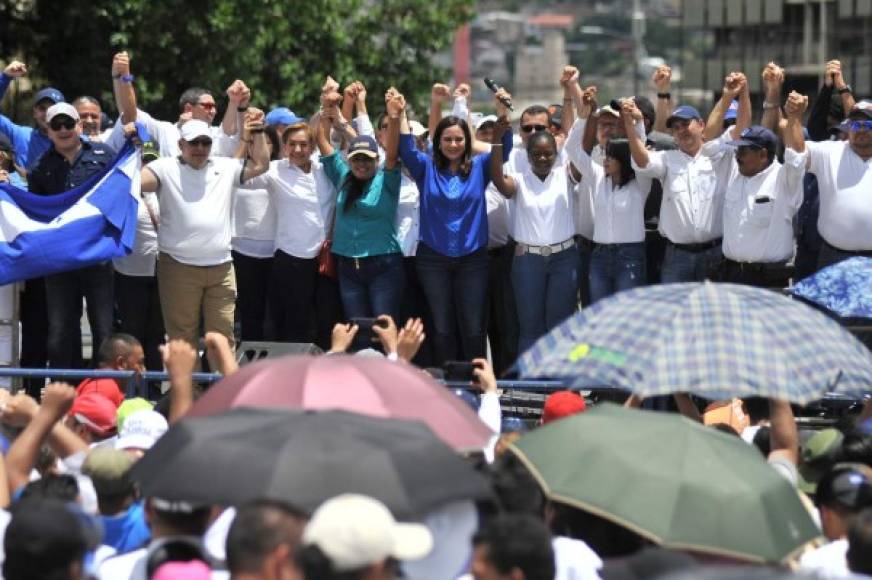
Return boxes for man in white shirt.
[628,75,745,282]
[805,99,872,269]
[703,88,807,288]
[141,118,269,352]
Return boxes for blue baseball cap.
[347,135,379,159]
[665,105,702,128]
[265,107,305,127]
[33,87,65,106]
[724,99,739,121]
[726,125,778,151]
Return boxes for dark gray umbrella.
[130,408,491,519]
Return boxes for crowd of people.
[1,49,872,579]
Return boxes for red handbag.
[318,238,337,280]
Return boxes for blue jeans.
[415,243,489,364]
[512,244,579,355]
[660,242,723,283]
[45,261,115,369]
[589,242,646,304]
[337,253,405,324]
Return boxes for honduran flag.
[0,142,140,285]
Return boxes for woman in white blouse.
[565,85,651,303]
[490,118,578,354]
[240,121,339,345]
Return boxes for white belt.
[517,238,575,257]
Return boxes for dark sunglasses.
[187,138,213,148]
[49,117,77,131]
[197,102,217,111]
[521,124,547,133]
[816,465,872,510]
[849,120,872,132]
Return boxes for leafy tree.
[0,0,474,121]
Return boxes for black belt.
[723,259,787,273]
[823,239,872,258]
[668,238,722,253]
[574,235,596,252]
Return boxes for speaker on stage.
[236,341,323,365]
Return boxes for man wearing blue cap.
[627,73,747,283]
[804,98,872,269]
[703,87,808,287]
[0,60,64,170]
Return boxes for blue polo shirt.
[27,139,116,196]
[322,152,403,258]
[399,131,511,257]
[0,73,53,170]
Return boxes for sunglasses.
[49,118,77,131]
[187,138,213,148]
[849,120,872,132]
[521,124,548,133]
[197,102,217,111]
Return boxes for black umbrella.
[130,408,491,519]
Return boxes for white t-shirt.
[566,119,651,244]
[395,172,421,257]
[807,140,872,251]
[701,130,806,263]
[634,136,731,244]
[135,109,239,159]
[552,536,603,580]
[113,194,159,276]
[231,185,276,258]
[799,538,850,578]
[146,157,244,266]
[243,158,335,259]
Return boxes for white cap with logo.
[115,410,169,451]
[179,120,212,142]
[46,102,80,124]
[302,494,433,572]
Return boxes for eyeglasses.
[816,465,872,510]
[521,124,547,133]
[49,117,77,131]
[197,102,217,111]
[187,138,213,148]
[849,120,872,132]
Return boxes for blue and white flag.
[0,142,140,284]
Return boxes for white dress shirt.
[702,130,807,263]
[508,166,575,246]
[633,132,731,244]
[243,158,336,259]
[566,119,652,244]
[807,140,872,251]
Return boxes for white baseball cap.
[46,102,80,124]
[409,120,428,137]
[179,120,212,142]
[115,410,168,451]
[302,494,433,572]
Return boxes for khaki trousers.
[157,253,236,351]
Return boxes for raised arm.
[556,66,580,145]
[580,86,599,155]
[828,59,856,119]
[111,52,137,124]
[162,339,197,424]
[222,80,251,137]
[241,109,270,182]
[384,88,404,171]
[652,65,673,133]
[342,82,358,125]
[761,62,786,135]
[428,83,450,140]
[704,72,747,141]
[625,100,651,168]
[490,116,516,199]
[768,399,799,468]
[783,90,808,154]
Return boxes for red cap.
[542,391,586,424]
[69,392,118,437]
[75,377,124,408]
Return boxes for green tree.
[1,0,474,120]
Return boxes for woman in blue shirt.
[316,94,404,324]
[397,88,513,364]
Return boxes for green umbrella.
[508,404,821,564]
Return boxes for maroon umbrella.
[187,355,493,451]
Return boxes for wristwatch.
[837,85,852,95]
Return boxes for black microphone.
[483,77,514,111]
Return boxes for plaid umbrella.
[517,282,872,403]
[790,256,872,319]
